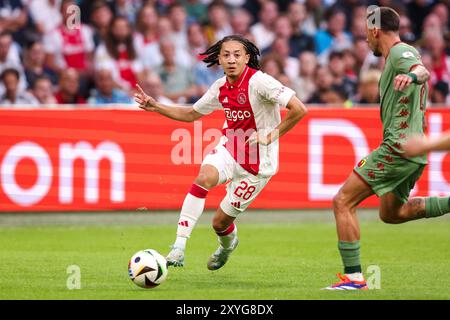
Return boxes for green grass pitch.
[0,210,449,300]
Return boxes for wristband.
[407,72,418,83]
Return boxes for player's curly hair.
[201,35,260,70]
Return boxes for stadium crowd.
[0,0,448,107]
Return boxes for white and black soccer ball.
[128,249,168,288]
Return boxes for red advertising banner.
[0,108,449,212]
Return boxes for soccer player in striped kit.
[135,35,307,270]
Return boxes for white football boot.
[206,237,239,270]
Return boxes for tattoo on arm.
[411,65,430,84]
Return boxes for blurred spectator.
[156,37,196,103]
[193,60,223,97]
[0,0,30,44]
[315,7,353,63]
[89,0,114,48]
[88,69,133,105]
[181,0,208,24]
[266,37,299,82]
[431,2,449,35]
[24,41,57,89]
[272,14,310,59]
[308,65,336,104]
[399,14,416,45]
[287,2,306,32]
[351,13,367,39]
[230,8,253,39]
[355,69,381,104]
[112,0,141,25]
[134,4,159,53]
[32,76,57,105]
[328,50,357,101]
[342,48,357,81]
[407,0,434,38]
[43,0,94,76]
[207,0,245,10]
[422,31,450,86]
[28,0,62,35]
[302,0,324,36]
[292,51,317,103]
[287,2,315,57]
[186,22,208,65]
[353,36,380,78]
[422,13,444,35]
[168,3,189,51]
[272,15,293,48]
[141,71,174,105]
[332,1,364,32]
[157,16,175,39]
[55,68,86,104]
[95,16,144,92]
[250,1,278,51]
[259,56,292,86]
[0,68,38,105]
[431,80,449,104]
[204,2,232,45]
[141,24,192,71]
[0,31,26,96]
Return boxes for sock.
[346,272,364,282]
[174,184,208,250]
[216,223,237,249]
[425,197,450,218]
[338,240,362,275]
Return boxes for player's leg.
[379,192,426,224]
[324,171,374,290]
[206,172,271,270]
[379,165,450,223]
[206,207,239,270]
[166,164,219,267]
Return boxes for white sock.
[346,272,364,282]
[217,223,237,249]
[174,184,208,250]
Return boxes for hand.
[134,84,158,111]
[403,135,428,157]
[394,74,413,91]
[246,131,271,146]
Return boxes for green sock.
[338,240,361,274]
[425,197,450,218]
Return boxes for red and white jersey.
[43,24,94,70]
[193,66,295,177]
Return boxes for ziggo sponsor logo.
[224,108,252,121]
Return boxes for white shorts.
[202,144,271,217]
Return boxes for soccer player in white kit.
[135,35,307,270]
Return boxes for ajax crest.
[237,93,247,104]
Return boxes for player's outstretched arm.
[394,65,430,91]
[403,131,450,157]
[249,95,307,145]
[134,84,203,123]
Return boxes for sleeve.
[253,72,296,107]
[192,79,223,115]
[82,25,95,53]
[43,30,60,54]
[392,45,423,74]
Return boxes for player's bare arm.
[248,96,307,146]
[394,65,430,91]
[134,84,203,122]
[403,132,450,157]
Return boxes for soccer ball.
[128,249,168,288]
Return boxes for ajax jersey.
[193,66,295,177]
